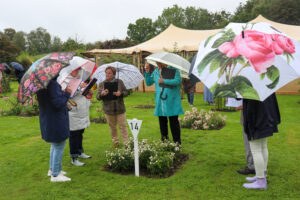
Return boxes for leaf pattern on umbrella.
[18,52,75,104]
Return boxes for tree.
[99,39,135,49]
[50,36,63,52]
[268,0,300,25]
[62,37,86,51]
[0,33,20,63]
[27,27,51,55]
[211,10,232,28]
[4,28,16,41]
[12,31,26,52]
[127,18,156,44]
[154,4,185,33]
[183,7,214,30]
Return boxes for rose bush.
[179,107,226,130]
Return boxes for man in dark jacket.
[37,77,72,182]
[242,93,280,189]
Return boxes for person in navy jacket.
[37,77,72,182]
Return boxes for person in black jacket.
[242,93,280,189]
[37,77,72,182]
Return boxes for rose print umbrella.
[18,52,75,104]
[191,22,300,101]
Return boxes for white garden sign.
[127,118,142,177]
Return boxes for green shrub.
[105,138,181,176]
[179,107,226,130]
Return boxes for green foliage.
[127,18,156,44]
[98,39,135,49]
[27,27,51,55]
[100,53,133,65]
[1,73,11,93]
[180,107,226,130]
[105,138,181,176]
[0,93,39,116]
[0,33,20,63]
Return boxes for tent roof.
[84,15,300,56]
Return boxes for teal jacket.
[145,67,184,117]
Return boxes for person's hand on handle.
[65,86,72,95]
[101,89,109,96]
[159,78,164,84]
[113,91,121,97]
[144,62,150,73]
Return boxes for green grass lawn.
[0,82,300,199]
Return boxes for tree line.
[1,0,300,64]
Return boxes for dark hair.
[105,66,116,75]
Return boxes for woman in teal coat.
[144,62,184,144]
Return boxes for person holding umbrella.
[57,57,96,166]
[10,62,25,83]
[96,66,129,148]
[37,77,72,182]
[242,93,280,189]
[18,52,75,182]
[144,61,183,144]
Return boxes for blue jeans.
[49,140,66,176]
[187,93,194,105]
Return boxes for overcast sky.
[0,0,247,43]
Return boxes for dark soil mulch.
[90,118,107,123]
[133,105,155,109]
[103,153,189,178]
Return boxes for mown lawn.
[0,81,300,200]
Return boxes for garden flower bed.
[104,138,188,178]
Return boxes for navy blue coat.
[37,79,71,143]
[243,93,281,141]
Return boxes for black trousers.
[158,116,181,144]
[69,129,85,158]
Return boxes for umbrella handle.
[68,99,77,107]
[160,87,168,100]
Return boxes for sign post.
[127,118,142,177]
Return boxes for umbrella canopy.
[145,52,190,78]
[92,61,144,89]
[0,63,11,74]
[192,22,300,101]
[57,56,97,96]
[10,62,25,71]
[18,52,75,104]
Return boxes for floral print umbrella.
[191,22,300,101]
[18,52,75,104]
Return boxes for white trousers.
[249,138,268,178]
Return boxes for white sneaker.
[51,174,71,182]
[47,170,66,177]
[78,153,91,159]
[71,159,85,166]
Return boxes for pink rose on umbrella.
[41,76,48,81]
[30,73,35,80]
[219,30,275,73]
[38,70,43,75]
[53,63,62,70]
[24,79,30,88]
[44,67,51,73]
[271,34,295,55]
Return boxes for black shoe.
[237,167,255,175]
